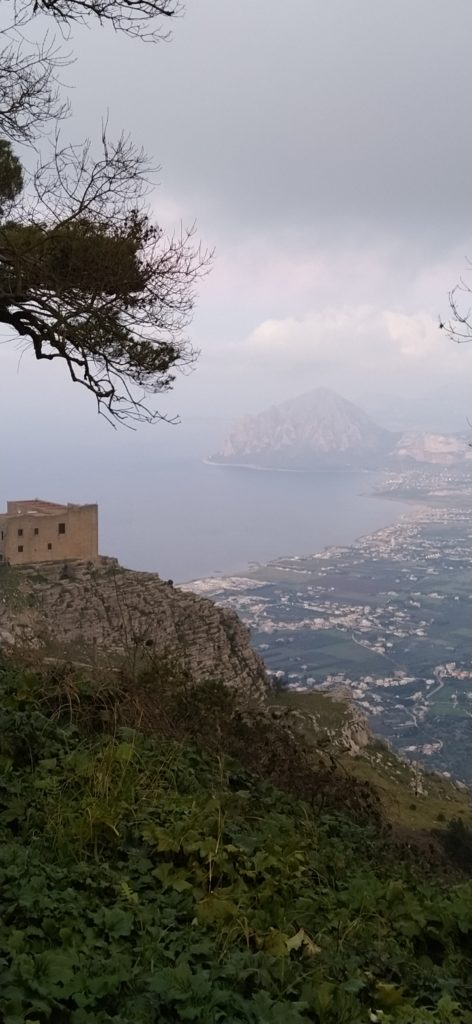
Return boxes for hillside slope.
[2,659,472,1024]
[0,555,469,830]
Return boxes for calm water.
[98,460,409,582]
[2,415,409,580]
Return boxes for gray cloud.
[68,0,472,248]
[1,0,472,504]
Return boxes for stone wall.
[0,504,98,566]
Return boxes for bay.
[100,460,410,582]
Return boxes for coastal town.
[186,470,472,782]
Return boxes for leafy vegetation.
[1,660,472,1022]
[435,818,472,875]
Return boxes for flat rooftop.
[1,500,91,518]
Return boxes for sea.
[98,451,410,583]
[4,415,410,582]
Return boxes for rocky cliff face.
[393,431,471,466]
[0,559,267,697]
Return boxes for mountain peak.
[270,387,380,421]
[210,390,395,470]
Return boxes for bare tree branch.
[440,266,472,345]
[0,32,69,143]
[0,135,213,424]
[12,0,183,40]
[0,0,209,425]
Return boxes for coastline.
[203,458,377,475]
[183,480,415,587]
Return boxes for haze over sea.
[93,415,411,582]
[114,464,410,583]
[4,415,409,582]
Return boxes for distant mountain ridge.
[209,388,396,470]
[209,388,470,471]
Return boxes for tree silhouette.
[440,265,472,347]
[0,0,211,424]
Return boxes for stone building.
[0,499,98,566]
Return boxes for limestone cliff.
[393,431,472,465]
[0,558,267,696]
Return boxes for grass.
[346,752,472,831]
[271,686,353,732]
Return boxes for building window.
[47,543,52,550]
[34,528,39,535]
[18,545,23,553]
[18,528,23,537]
[58,523,66,535]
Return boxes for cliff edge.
[0,558,267,696]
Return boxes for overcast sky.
[1,0,472,500]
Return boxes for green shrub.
[437,817,472,874]
[1,660,472,1022]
